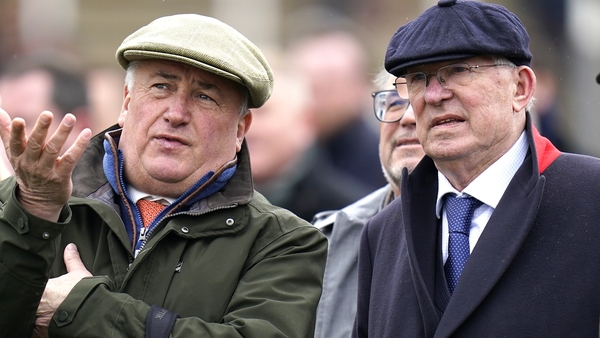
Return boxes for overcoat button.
[42,232,50,239]
[57,311,69,321]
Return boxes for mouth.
[154,134,189,146]
[431,116,465,128]
[396,137,420,147]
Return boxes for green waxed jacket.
[0,126,327,338]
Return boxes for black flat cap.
[385,0,533,76]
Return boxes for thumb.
[63,243,87,273]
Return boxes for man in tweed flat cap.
[0,14,326,338]
[354,0,600,337]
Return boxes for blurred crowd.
[0,2,594,223]
[0,5,389,223]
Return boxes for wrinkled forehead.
[136,59,245,94]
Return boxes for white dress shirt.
[127,186,174,206]
[436,131,528,263]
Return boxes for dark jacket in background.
[257,146,371,222]
[319,116,386,192]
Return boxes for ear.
[512,66,536,113]
[236,111,252,152]
[118,84,130,127]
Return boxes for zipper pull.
[139,227,147,242]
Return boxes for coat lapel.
[402,156,443,329]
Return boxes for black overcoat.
[354,116,600,337]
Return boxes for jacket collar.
[72,124,255,210]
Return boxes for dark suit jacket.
[354,116,600,337]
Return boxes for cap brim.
[387,53,477,76]
[122,50,244,89]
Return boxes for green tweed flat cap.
[116,14,273,108]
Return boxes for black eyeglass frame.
[371,89,410,123]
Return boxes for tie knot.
[445,194,482,234]
[137,199,167,228]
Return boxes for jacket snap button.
[57,311,69,321]
[17,218,24,229]
[181,227,189,233]
[226,218,234,226]
[42,232,50,239]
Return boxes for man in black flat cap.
[353,1,600,337]
[0,14,326,338]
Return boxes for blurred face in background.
[288,32,371,139]
[246,69,316,184]
[0,69,61,132]
[378,74,425,195]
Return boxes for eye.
[195,92,220,108]
[447,65,470,74]
[388,99,409,111]
[197,93,215,102]
[152,83,169,90]
[405,73,426,85]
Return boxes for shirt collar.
[127,186,174,206]
[436,131,528,218]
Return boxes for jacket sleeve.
[49,220,328,338]
[352,220,374,338]
[0,177,71,338]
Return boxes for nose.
[164,94,191,126]
[423,75,452,104]
[400,104,416,127]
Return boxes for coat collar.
[72,124,255,209]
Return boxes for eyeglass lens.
[396,63,475,99]
[373,90,409,122]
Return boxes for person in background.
[354,1,600,336]
[0,53,91,179]
[286,22,386,192]
[312,69,424,338]
[0,14,326,338]
[246,54,371,222]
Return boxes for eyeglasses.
[371,90,410,123]
[393,63,506,99]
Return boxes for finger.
[0,108,12,149]
[7,117,27,159]
[63,243,88,273]
[22,111,53,163]
[55,127,92,177]
[38,113,77,165]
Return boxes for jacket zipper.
[135,203,239,255]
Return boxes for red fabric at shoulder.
[532,126,561,173]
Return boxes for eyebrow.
[153,71,220,91]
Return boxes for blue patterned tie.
[444,194,482,294]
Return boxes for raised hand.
[0,109,91,221]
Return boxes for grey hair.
[373,68,394,91]
[492,56,536,113]
[125,60,250,116]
